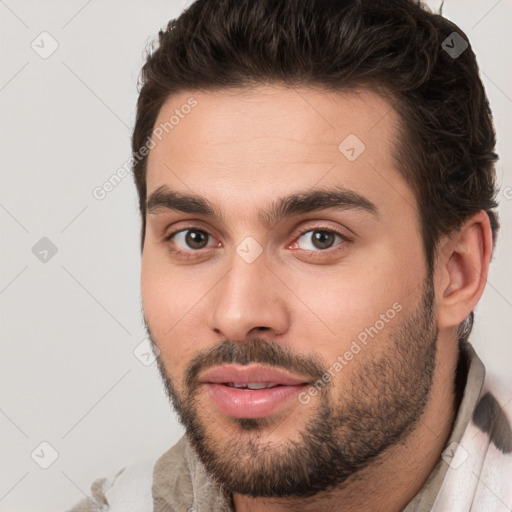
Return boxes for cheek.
[141,247,198,322]
[290,248,421,359]
[141,253,206,375]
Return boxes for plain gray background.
[0,0,510,510]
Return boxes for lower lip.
[204,383,308,418]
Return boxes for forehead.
[145,85,417,225]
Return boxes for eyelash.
[164,225,350,260]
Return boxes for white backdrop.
[0,1,510,510]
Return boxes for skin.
[140,85,493,512]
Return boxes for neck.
[232,333,460,512]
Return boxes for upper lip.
[199,364,312,386]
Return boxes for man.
[66,0,512,510]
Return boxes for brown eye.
[169,229,212,250]
[296,229,343,251]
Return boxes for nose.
[207,249,290,342]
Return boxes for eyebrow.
[146,184,379,229]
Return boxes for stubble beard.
[149,277,438,498]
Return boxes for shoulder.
[473,371,512,455]
[63,437,226,511]
[152,436,196,509]
[64,466,125,512]
[64,450,163,512]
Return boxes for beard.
[146,276,437,499]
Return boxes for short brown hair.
[132,0,500,339]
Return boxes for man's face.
[141,86,438,496]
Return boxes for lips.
[199,364,311,386]
[199,364,312,418]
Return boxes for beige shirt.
[402,341,485,511]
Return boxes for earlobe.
[437,211,493,330]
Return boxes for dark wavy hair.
[132,0,499,341]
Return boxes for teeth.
[247,383,272,390]
[226,382,279,389]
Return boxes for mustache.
[184,338,327,391]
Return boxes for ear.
[436,211,493,330]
